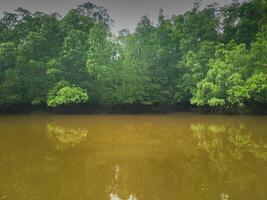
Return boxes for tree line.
[0,0,266,113]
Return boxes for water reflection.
[109,164,138,200]
[110,193,137,200]
[191,121,267,199]
[191,122,267,160]
[47,123,88,150]
[221,193,230,200]
[110,193,121,200]
[0,115,266,200]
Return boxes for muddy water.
[0,114,266,200]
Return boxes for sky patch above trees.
[0,0,234,33]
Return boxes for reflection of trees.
[191,123,267,161]
[228,127,267,161]
[1,116,266,200]
[47,124,88,150]
[191,122,267,199]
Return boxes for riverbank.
[0,103,266,115]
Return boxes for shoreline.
[0,103,266,115]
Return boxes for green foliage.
[0,0,266,112]
[47,82,89,107]
[191,42,252,108]
[86,22,119,104]
[0,42,16,71]
[0,69,22,105]
[176,41,217,102]
[115,33,154,105]
[0,42,21,106]
[221,0,266,45]
[246,72,267,103]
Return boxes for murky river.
[0,114,266,200]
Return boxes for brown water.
[0,114,266,200]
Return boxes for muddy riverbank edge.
[0,103,266,115]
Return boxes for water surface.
[0,114,266,200]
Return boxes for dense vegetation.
[0,0,266,113]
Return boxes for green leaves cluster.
[191,28,267,110]
[47,82,89,107]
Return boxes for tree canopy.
[0,0,266,113]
